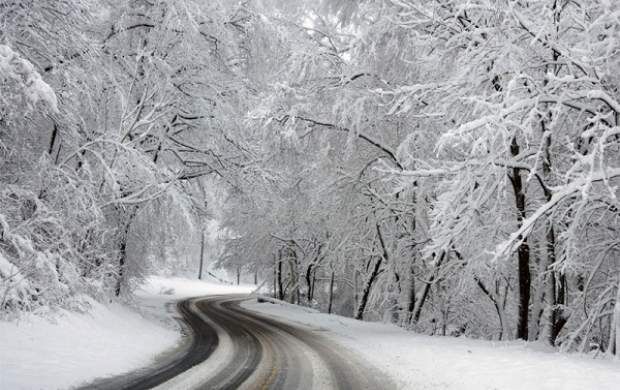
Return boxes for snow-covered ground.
[242,298,620,390]
[0,296,178,390]
[0,276,254,390]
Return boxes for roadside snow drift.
[0,296,178,390]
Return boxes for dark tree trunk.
[54,143,63,165]
[273,254,277,298]
[549,261,568,345]
[355,224,388,320]
[539,118,568,345]
[412,278,432,324]
[305,244,323,303]
[198,231,205,280]
[510,137,531,340]
[115,215,133,296]
[328,269,335,314]
[355,256,382,320]
[406,264,416,323]
[48,123,58,155]
[281,246,300,304]
[353,270,359,317]
[291,248,300,304]
[305,263,314,303]
[115,233,127,296]
[114,203,142,297]
[411,252,445,324]
[475,276,505,340]
[277,250,284,300]
[305,244,324,304]
[311,271,317,303]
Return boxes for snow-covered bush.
[0,43,115,316]
[0,164,116,315]
[0,44,58,116]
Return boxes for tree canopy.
[1,0,619,354]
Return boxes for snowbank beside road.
[0,296,179,390]
[0,276,255,390]
[243,298,620,390]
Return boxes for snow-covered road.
[86,295,393,390]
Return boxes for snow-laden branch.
[100,180,172,207]
[275,115,403,170]
[510,6,590,76]
[494,168,620,261]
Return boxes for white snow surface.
[0,276,254,390]
[0,296,178,390]
[242,298,620,390]
[138,275,255,299]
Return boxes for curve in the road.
[81,299,220,390]
[80,295,393,390]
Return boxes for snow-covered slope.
[0,276,255,390]
[0,296,178,390]
[242,298,620,390]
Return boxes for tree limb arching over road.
[83,296,393,390]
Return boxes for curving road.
[82,295,393,390]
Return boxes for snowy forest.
[2,0,620,357]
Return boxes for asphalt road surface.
[81,295,393,390]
